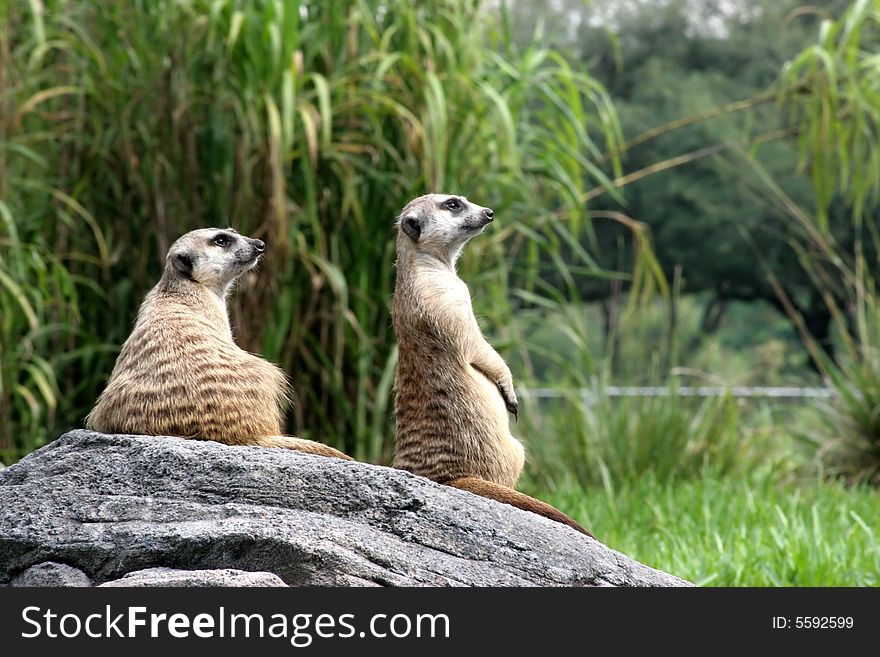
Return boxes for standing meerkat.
[392,194,593,536]
[87,227,350,460]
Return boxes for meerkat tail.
[259,436,354,461]
[445,477,595,538]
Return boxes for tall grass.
[738,0,880,485]
[0,0,633,463]
[780,0,880,227]
[509,265,761,490]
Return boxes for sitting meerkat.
[86,227,350,460]
[392,194,593,536]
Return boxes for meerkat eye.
[443,198,463,212]
[213,234,233,248]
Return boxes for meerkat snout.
[463,206,494,231]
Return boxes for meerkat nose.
[252,239,266,252]
[483,208,494,222]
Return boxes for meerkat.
[392,194,593,537]
[86,227,350,460]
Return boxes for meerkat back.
[86,228,287,442]
[87,227,350,461]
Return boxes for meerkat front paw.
[497,380,519,421]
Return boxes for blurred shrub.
[520,379,761,489]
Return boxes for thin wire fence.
[519,386,833,405]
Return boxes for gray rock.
[11,561,92,587]
[0,430,690,587]
[100,567,287,587]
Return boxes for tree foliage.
[509,0,874,368]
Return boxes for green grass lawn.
[530,474,880,586]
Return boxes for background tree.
[509,0,869,367]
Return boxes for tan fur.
[447,478,594,537]
[86,227,350,461]
[392,194,593,537]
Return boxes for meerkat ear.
[401,214,422,242]
[172,252,195,278]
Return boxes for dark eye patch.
[443,198,463,212]
[213,233,233,247]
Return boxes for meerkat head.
[396,193,494,267]
[165,227,266,297]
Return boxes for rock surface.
[0,430,690,587]
[99,567,287,587]
[11,561,92,587]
